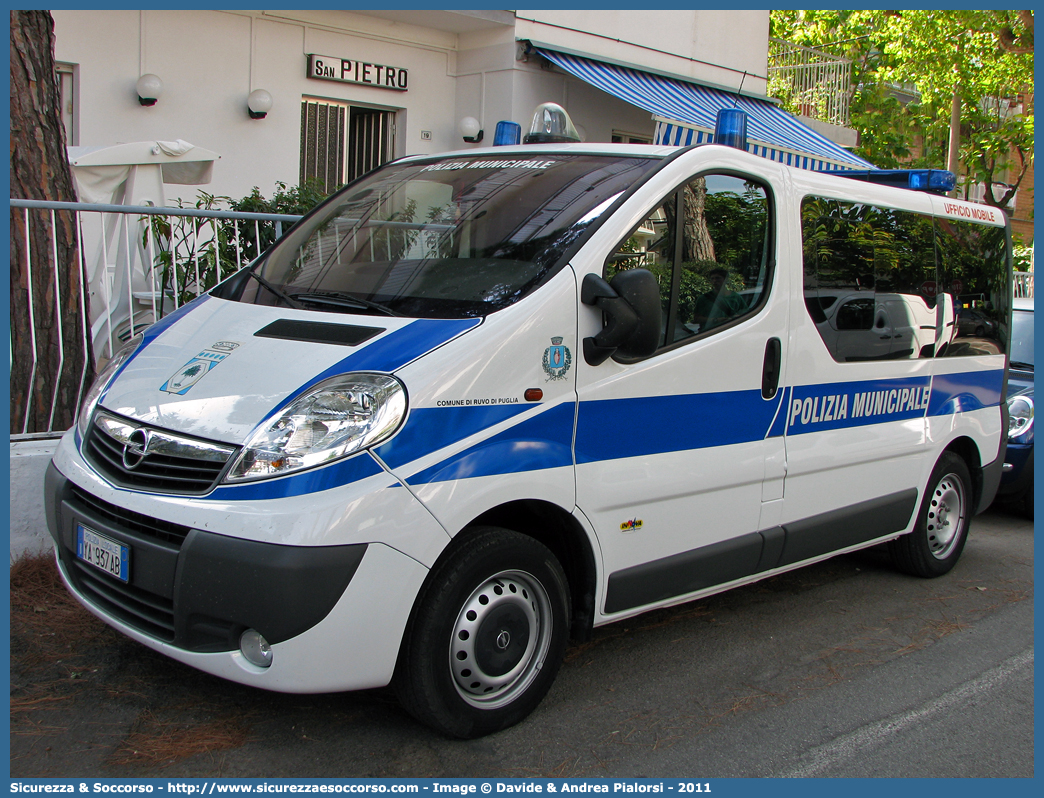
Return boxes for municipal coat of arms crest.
[542,337,572,381]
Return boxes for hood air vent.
[254,319,385,347]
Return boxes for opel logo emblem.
[496,630,511,650]
[122,428,151,470]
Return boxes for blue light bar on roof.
[828,168,957,194]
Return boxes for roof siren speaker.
[523,102,582,144]
[714,108,748,151]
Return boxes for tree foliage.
[770,10,1034,210]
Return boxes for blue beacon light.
[493,121,522,146]
[714,108,748,151]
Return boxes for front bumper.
[46,463,433,693]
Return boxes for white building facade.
[52,9,864,204]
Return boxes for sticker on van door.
[787,376,931,434]
[542,337,572,381]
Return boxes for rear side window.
[606,173,773,351]
[935,217,1010,357]
[800,196,1008,362]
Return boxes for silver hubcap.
[449,570,553,709]
[927,472,965,559]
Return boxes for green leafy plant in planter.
[142,179,329,316]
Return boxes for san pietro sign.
[308,54,408,91]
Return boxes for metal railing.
[965,181,1018,211]
[768,38,852,128]
[1014,271,1033,298]
[10,199,302,436]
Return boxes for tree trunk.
[946,87,961,187]
[681,178,715,263]
[945,39,963,197]
[10,10,93,434]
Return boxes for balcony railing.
[768,38,851,128]
[1014,271,1033,299]
[10,199,302,436]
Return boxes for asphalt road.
[10,506,1033,779]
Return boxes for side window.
[836,297,875,330]
[606,174,772,351]
[605,196,676,328]
[801,197,937,362]
[935,218,1009,357]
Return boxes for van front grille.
[84,411,236,495]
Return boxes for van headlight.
[225,373,407,482]
[1007,394,1034,440]
[77,333,145,437]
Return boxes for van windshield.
[243,154,661,318]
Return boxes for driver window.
[605,197,675,330]
[605,173,772,351]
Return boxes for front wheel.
[394,527,570,738]
[890,452,972,577]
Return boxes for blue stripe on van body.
[190,368,1005,500]
[766,387,792,439]
[331,317,482,374]
[575,390,778,464]
[262,317,482,421]
[785,376,932,436]
[406,402,576,485]
[141,295,210,345]
[107,296,211,390]
[205,451,385,501]
[376,404,531,470]
[928,369,1005,416]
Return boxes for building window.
[56,62,77,145]
[611,131,652,144]
[300,98,394,193]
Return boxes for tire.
[394,527,570,738]
[974,325,985,337]
[890,452,972,577]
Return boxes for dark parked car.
[957,306,997,338]
[996,296,1033,517]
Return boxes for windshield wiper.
[1009,360,1034,370]
[289,291,403,317]
[247,269,303,310]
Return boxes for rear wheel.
[394,527,570,738]
[890,452,971,577]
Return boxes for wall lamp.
[247,89,273,120]
[459,116,484,143]
[136,74,163,106]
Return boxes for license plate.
[76,524,130,583]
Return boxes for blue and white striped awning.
[537,48,874,172]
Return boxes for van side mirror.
[581,269,662,365]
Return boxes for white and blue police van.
[46,106,1013,738]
